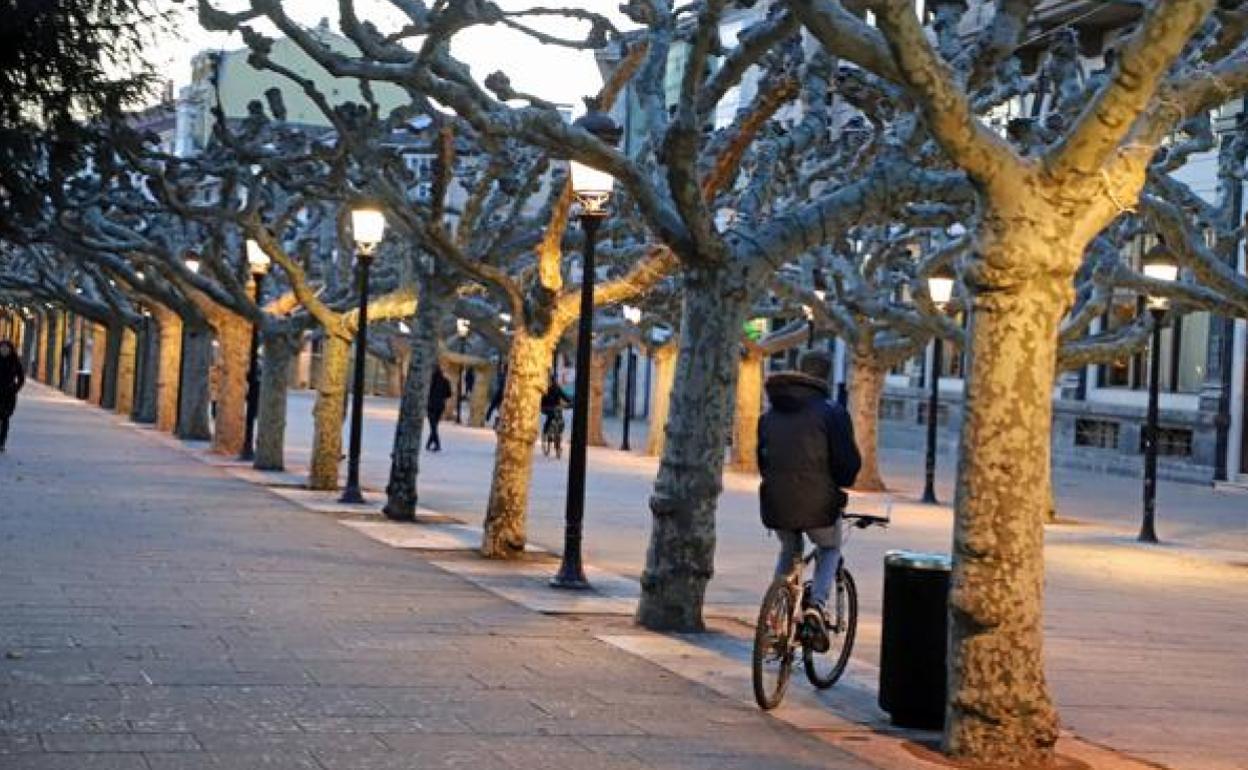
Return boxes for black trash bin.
[75,370,91,400]
[878,550,952,730]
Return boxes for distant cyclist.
[757,350,860,649]
[540,373,571,438]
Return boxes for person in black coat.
[757,350,860,642]
[425,366,453,452]
[0,340,26,452]
[485,366,506,425]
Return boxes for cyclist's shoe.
[802,608,831,653]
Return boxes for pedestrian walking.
[757,350,860,650]
[0,340,26,452]
[425,366,452,452]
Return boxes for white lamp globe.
[245,239,270,275]
[928,275,955,308]
[351,207,387,254]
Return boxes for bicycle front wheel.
[804,568,857,689]
[752,579,795,710]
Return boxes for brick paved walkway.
[0,386,871,770]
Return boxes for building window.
[1139,427,1194,458]
[1074,418,1119,450]
[880,397,906,421]
[916,402,949,426]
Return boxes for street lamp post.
[240,239,270,461]
[455,317,470,424]
[1139,245,1178,543]
[921,271,954,505]
[552,99,621,590]
[340,206,387,504]
[621,305,642,452]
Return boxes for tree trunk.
[468,364,493,427]
[64,315,83,396]
[253,329,298,471]
[177,325,213,440]
[133,321,159,423]
[100,322,123,410]
[588,350,608,447]
[848,353,888,492]
[481,330,555,558]
[731,349,765,473]
[646,342,678,457]
[114,327,137,417]
[309,334,350,490]
[944,267,1064,764]
[638,269,751,630]
[51,311,66,390]
[89,323,106,405]
[153,308,182,432]
[37,312,50,383]
[210,315,252,455]
[68,317,85,396]
[383,286,451,521]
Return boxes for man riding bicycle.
[541,373,572,437]
[757,350,861,650]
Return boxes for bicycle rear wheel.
[752,579,795,710]
[803,568,857,689]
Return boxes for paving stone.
[39,732,202,753]
[0,388,910,770]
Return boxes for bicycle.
[751,510,889,711]
[541,409,564,459]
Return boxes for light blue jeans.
[773,523,842,610]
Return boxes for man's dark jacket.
[426,370,452,413]
[756,372,861,531]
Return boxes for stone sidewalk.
[272,391,1248,770]
[0,385,874,770]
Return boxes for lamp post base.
[549,569,591,590]
[339,485,365,505]
[920,485,938,506]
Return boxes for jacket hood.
[765,371,830,412]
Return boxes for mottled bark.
[468,364,493,427]
[383,286,452,521]
[42,313,56,385]
[638,270,752,630]
[731,348,765,473]
[385,357,404,398]
[481,330,555,559]
[309,334,350,490]
[646,342,678,457]
[210,315,252,455]
[588,350,608,447]
[134,323,159,423]
[114,327,137,417]
[50,312,66,390]
[946,238,1064,764]
[177,326,213,441]
[59,315,77,394]
[100,322,123,410]
[153,308,182,433]
[254,329,299,471]
[89,323,106,405]
[848,353,888,492]
[67,317,84,396]
[36,313,50,383]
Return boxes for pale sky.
[150,1,633,111]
